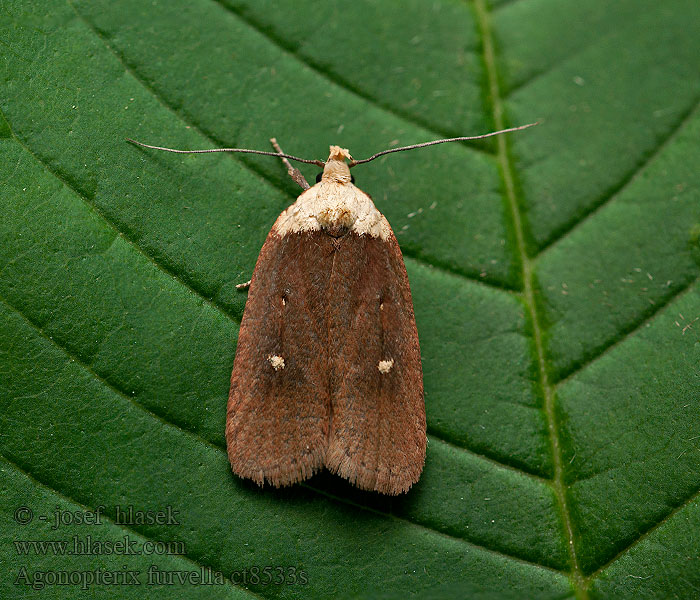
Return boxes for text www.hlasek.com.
[14,535,185,557]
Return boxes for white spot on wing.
[378,358,394,374]
[267,355,285,371]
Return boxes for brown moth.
[228,145,424,495]
[127,123,536,495]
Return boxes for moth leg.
[270,138,310,190]
[236,279,251,290]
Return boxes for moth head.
[319,145,353,185]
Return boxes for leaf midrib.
[471,0,586,596]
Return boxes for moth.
[128,123,535,495]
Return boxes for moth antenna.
[126,138,325,167]
[348,122,539,167]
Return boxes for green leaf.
[1,0,699,598]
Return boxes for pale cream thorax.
[273,146,391,240]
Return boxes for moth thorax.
[317,206,354,237]
[321,159,352,184]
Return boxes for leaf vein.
[555,274,700,385]
[304,482,566,576]
[211,0,491,147]
[428,434,550,483]
[587,485,700,580]
[535,98,700,256]
[0,104,243,326]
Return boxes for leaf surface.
[1,0,699,598]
